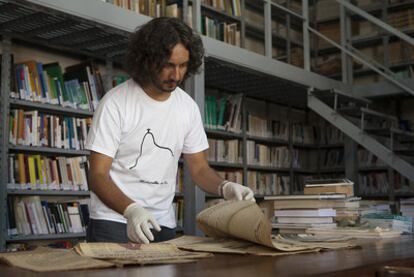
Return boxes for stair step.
[394,149,414,156]
[400,139,414,144]
[312,88,371,108]
[364,127,414,138]
[391,128,414,138]
[338,106,398,123]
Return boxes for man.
[85,17,254,244]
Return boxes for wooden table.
[2,236,414,276]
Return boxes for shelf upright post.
[344,136,358,194]
[339,0,358,191]
[104,58,113,93]
[380,3,395,202]
[192,0,202,33]
[240,0,246,48]
[287,105,295,193]
[242,94,247,187]
[286,0,291,64]
[339,0,353,84]
[382,2,389,69]
[264,0,272,58]
[182,0,189,25]
[0,36,12,251]
[302,0,310,71]
[183,61,205,236]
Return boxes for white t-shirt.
[85,79,208,228]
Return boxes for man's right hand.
[123,203,161,244]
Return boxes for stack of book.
[272,207,337,234]
[266,194,360,234]
[266,178,361,234]
[304,178,360,224]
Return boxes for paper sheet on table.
[0,246,113,272]
[195,200,356,253]
[0,243,212,272]
[74,242,212,263]
[168,235,320,256]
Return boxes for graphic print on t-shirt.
[129,128,174,170]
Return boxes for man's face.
[152,43,190,93]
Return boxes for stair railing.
[308,0,414,96]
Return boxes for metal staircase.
[307,0,414,184]
[308,88,414,182]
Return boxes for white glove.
[221,181,255,202]
[123,202,161,244]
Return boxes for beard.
[151,75,182,93]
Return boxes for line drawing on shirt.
[129,128,174,169]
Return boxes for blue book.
[36,62,47,100]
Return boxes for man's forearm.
[190,165,224,196]
[89,173,134,215]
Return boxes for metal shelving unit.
[358,166,388,172]
[8,145,90,156]
[7,232,86,242]
[7,189,90,196]
[9,99,94,117]
[201,3,242,22]
[247,165,290,172]
[208,161,244,169]
[246,135,289,145]
[205,129,243,139]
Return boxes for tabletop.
[2,236,414,276]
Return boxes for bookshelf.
[314,0,414,84]
[203,88,331,197]
[244,0,305,66]
[0,0,118,251]
[1,43,96,250]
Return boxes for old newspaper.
[0,246,113,272]
[0,243,212,272]
[187,200,356,255]
[74,241,212,264]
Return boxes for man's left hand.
[221,182,255,202]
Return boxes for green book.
[211,95,217,129]
[217,96,227,129]
[43,63,69,106]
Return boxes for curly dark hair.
[126,17,204,87]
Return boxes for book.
[304,178,353,187]
[274,208,336,217]
[304,185,354,197]
[273,198,360,210]
[264,194,347,200]
[43,63,67,106]
[67,204,84,233]
[272,223,337,229]
[276,217,334,224]
[306,227,402,239]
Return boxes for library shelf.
[6,232,86,242]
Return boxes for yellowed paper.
[196,200,356,253]
[0,247,113,272]
[74,242,212,262]
[306,227,402,238]
[169,235,320,256]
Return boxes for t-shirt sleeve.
[85,95,122,158]
[182,102,209,154]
